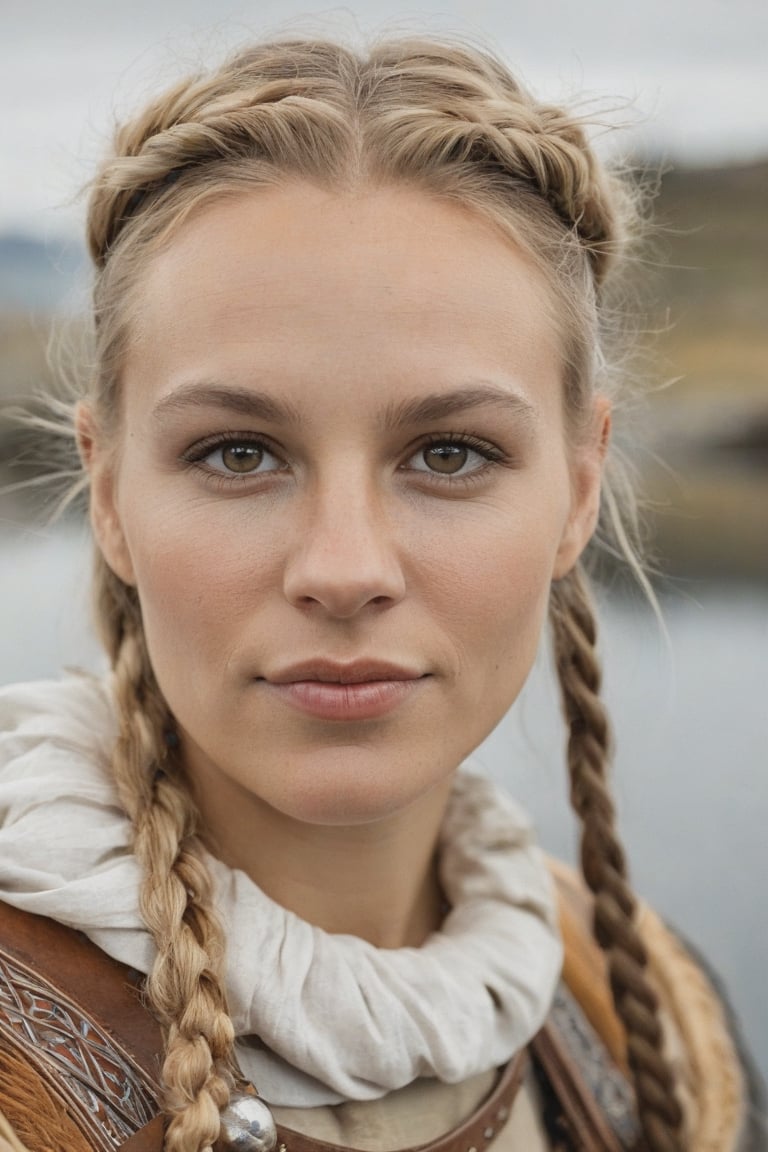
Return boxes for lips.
[263,659,427,720]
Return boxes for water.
[1,522,766,1086]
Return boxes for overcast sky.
[3,0,767,238]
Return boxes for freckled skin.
[83,184,607,939]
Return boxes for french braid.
[86,39,625,290]
[362,41,624,288]
[98,564,236,1152]
[550,566,684,1151]
[75,33,678,1149]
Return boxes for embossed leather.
[0,901,161,1151]
[0,898,163,1076]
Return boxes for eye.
[406,436,500,478]
[185,436,284,477]
[215,442,272,474]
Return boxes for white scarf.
[0,672,562,1107]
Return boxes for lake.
[1,521,766,1087]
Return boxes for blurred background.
[1,0,766,1090]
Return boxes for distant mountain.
[0,233,89,313]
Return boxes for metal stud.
[497,1106,509,1122]
[483,1127,494,1141]
[220,1091,278,1152]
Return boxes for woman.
[0,32,755,1152]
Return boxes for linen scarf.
[0,673,562,1106]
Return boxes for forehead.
[125,183,563,420]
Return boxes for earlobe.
[75,403,136,586]
[552,397,611,581]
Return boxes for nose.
[283,475,406,619]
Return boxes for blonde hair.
[75,34,681,1152]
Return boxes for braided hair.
[95,567,235,1150]
[77,34,682,1152]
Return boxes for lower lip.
[266,678,425,721]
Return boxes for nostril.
[282,530,407,616]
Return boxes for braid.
[99,561,235,1151]
[364,40,623,285]
[550,566,684,1152]
[84,37,626,288]
[86,50,357,267]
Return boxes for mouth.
[262,660,428,721]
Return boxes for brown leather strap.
[277,1050,527,1152]
[531,1022,625,1152]
[121,1115,166,1152]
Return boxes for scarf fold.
[0,673,562,1106]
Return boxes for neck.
[187,767,453,949]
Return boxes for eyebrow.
[152,383,302,424]
[151,380,537,428]
[382,384,537,430]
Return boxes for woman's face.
[86,183,606,827]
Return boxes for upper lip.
[266,659,425,685]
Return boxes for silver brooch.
[219,1090,278,1151]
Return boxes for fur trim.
[638,903,745,1152]
[0,1044,91,1152]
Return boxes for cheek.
[412,489,566,692]
[118,491,282,668]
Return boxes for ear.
[552,396,611,580]
[75,402,136,586]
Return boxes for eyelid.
[182,430,280,461]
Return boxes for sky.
[2,0,768,238]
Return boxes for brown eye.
[405,438,497,481]
[221,444,264,473]
[422,444,469,474]
[189,437,282,479]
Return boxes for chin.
[261,744,453,827]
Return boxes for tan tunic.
[274,1068,550,1150]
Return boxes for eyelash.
[181,430,509,489]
